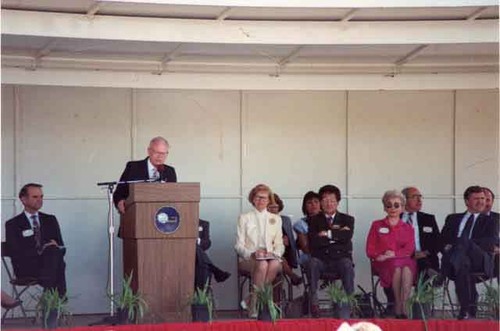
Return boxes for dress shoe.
[310,304,320,318]
[1,300,22,309]
[214,271,231,283]
[457,312,471,320]
[395,314,408,319]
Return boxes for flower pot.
[332,302,351,319]
[191,304,210,322]
[411,302,431,320]
[258,305,272,321]
[43,309,58,329]
[116,308,130,325]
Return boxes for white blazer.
[235,209,284,260]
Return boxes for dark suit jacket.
[441,212,497,252]
[198,219,211,251]
[5,212,64,277]
[308,212,354,261]
[414,211,441,271]
[113,157,177,206]
[281,215,298,268]
[441,212,496,279]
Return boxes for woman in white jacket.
[235,184,285,315]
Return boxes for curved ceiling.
[1,0,498,89]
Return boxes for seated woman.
[268,193,302,286]
[235,184,284,316]
[366,190,416,319]
[293,191,321,266]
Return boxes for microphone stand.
[90,178,157,326]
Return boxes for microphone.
[156,164,165,182]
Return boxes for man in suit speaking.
[5,183,66,295]
[113,136,177,216]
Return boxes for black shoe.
[214,271,231,283]
[457,312,471,320]
[396,314,408,319]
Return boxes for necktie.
[32,215,42,252]
[326,216,333,227]
[460,214,474,239]
[407,212,413,225]
[152,168,159,181]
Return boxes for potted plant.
[480,281,499,320]
[190,281,214,322]
[254,283,281,322]
[111,273,147,324]
[406,273,438,323]
[326,281,357,319]
[36,289,70,329]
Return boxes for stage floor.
[1,311,499,331]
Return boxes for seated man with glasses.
[307,184,355,318]
[113,136,177,236]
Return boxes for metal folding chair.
[1,242,42,321]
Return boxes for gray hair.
[401,186,417,199]
[149,136,169,147]
[382,189,406,206]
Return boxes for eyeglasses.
[255,195,269,200]
[407,194,423,200]
[385,203,401,209]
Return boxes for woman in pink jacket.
[366,190,416,318]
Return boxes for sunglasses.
[385,203,401,209]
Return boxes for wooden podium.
[121,182,200,322]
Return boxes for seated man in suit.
[5,183,66,295]
[401,187,441,278]
[308,185,355,318]
[195,219,231,289]
[441,186,497,320]
[482,187,499,279]
[113,137,177,234]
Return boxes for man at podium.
[113,136,177,217]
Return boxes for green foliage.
[36,289,70,328]
[253,283,281,322]
[110,273,148,323]
[190,281,214,321]
[480,281,499,319]
[406,273,439,331]
[326,281,358,307]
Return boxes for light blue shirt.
[458,212,479,239]
[405,212,421,251]
[24,211,39,229]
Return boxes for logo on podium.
[154,206,180,234]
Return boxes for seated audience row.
[235,183,499,320]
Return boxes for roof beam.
[466,6,489,21]
[2,67,497,90]
[99,0,499,9]
[2,10,498,45]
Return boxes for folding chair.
[1,242,41,321]
[237,256,291,318]
[442,272,493,319]
[370,262,392,317]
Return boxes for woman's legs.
[401,266,413,315]
[392,267,403,315]
[265,260,282,283]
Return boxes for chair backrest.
[2,241,17,282]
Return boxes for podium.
[121,182,200,322]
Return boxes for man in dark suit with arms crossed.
[307,184,355,318]
[441,186,497,320]
[5,183,66,295]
